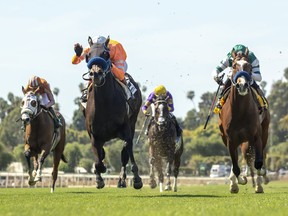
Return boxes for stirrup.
[213,103,222,114]
[80,93,87,103]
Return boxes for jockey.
[23,75,62,128]
[72,35,129,102]
[142,85,182,140]
[212,44,266,114]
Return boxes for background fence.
[0,171,284,189]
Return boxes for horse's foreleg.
[25,153,36,186]
[91,139,106,189]
[149,151,157,189]
[51,150,61,193]
[34,150,49,182]
[124,139,143,189]
[229,144,247,186]
[254,135,264,171]
[164,156,173,191]
[173,154,181,192]
[118,148,128,188]
[229,168,239,193]
[155,157,164,193]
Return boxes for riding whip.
[203,73,225,129]
[135,114,150,146]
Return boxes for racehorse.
[84,36,143,189]
[20,90,67,193]
[148,94,184,192]
[218,53,270,193]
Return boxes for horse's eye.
[30,100,37,107]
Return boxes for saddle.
[220,86,268,113]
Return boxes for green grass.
[0,181,287,216]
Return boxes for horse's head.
[85,36,111,86]
[232,71,252,96]
[20,91,40,125]
[231,52,252,96]
[154,94,170,128]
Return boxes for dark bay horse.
[148,95,184,192]
[20,90,67,193]
[84,36,143,189]
[218,55,270,193]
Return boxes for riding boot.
[171,115,182,142]
[214,79,231,114]
[251,82,267,112]
[49,107,62,128]
[256,86,268,110]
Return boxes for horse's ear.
[231,48,237,59]
[22,86,26,95]
[88,36,93,47]
[105,36,110,47]
[245,47,249,56]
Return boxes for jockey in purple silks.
[141,85,182,140]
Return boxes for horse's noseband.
[232,71,251,96]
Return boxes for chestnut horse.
[83,36,143,189]
[20,90,67,193]
[148,94,184,192]
[218,55,270,193]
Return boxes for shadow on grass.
[132,194,222,198]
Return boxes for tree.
[0,107,23,149]
[0,97,9,123]
[186,90,196,109]
[183,109,200,130]
[267,77,288,143]
[59,142,82,173]
[0,142,14,171]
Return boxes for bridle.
[154,96,170,126]
[20,92,42,126]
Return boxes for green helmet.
[232,44,248,55]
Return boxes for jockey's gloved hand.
[214,75,223,85]
[74,43,83,57]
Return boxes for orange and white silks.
[71,39,127,81]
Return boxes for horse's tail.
[61,154,68,163]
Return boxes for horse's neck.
[229,86,255,113]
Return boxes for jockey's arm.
[250,58,262,82]
[142,101,151,115]
[212,56,230,80]
[44,89,55,108]
[141,92,155,115]
[72,47,90,64]
[167,92,174,112]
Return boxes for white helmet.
[92,35,107,44]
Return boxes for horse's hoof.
[149,180,157,189]
[237,176,247,185]
[255,186,264,193]
[133,177,143,190]
[117,179,127,188]
[34,177,42,182]
[28,180,36,186]
[173,187,177,192]
[230,184,239,193]
[96,180,105,189]
[257,168,266,176]
[164,185,172,191]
